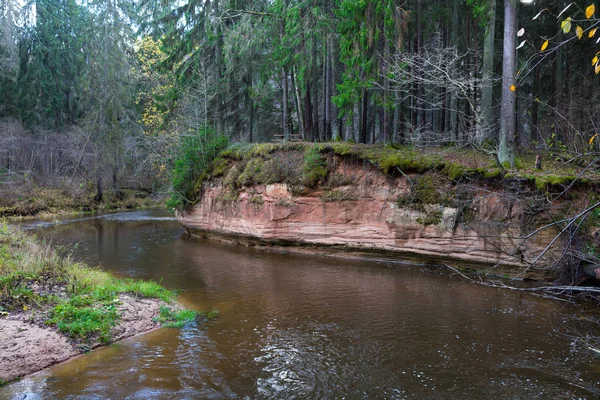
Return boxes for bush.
[168,127,229,209]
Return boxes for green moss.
[414,176,442,204]
[256,158,286,184]
[237,158,265,187]
[442,163,469,181]
[533,174,575,190]
[209,144,600,202]
[249,194,264,205]
[210,157,230,177]
[321,189,358,202]
[223,164,243,191]
[416,210,443,226]
[475,167,502,179]
[302,145,328,187]
[275,198,294,207]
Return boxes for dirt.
[0,294,172,383]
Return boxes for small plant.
[154,305,197,328]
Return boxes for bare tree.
[386,33,482,146]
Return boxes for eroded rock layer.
[179,152,564,274]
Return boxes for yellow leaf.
[510,84,517,92]
[561,17,572,34]
[596,64,600,74]
[586,4,595,19]
[23,305,29,311]
[593,55,599,65]
[590,134,598,145]
[590,28,598,38]
[576,25,584,39]
[541,40,549,51]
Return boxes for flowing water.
[2,210,600,399]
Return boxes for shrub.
[168,127,228,209]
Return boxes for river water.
[2,210,600,399]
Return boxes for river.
[2,210,599,399]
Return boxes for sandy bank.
[0,294,174,383]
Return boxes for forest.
[0,0,599,204]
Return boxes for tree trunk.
[383,30,390,144]
[213,0,224,135]
[282,68,290,141]
[448,0,459,142]
[94,174,103,202]
[280,14,290,142]
[480,0,496,144]
[331,34,341,140]
[291,66,304,139]
[325,40,332,141]
[312,34,319,141]
[360,90,368,144]
[498,0,517,168]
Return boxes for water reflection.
[2,211,599,399]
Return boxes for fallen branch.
[444,264,600,294]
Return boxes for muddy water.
[3,210,600,399]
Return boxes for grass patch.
[0,227,195,346]
[154,305,198,328]
[47,301,120,344]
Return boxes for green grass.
[154,305,198,328]
[0,227,195,346]
[47,301,120,344]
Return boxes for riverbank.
[179,142,600,282]
[0,184,163,219]
[0,226,196,384]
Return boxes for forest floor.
[0,226,196,385]
[0,184,164,218]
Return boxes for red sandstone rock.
[180,159,563,271]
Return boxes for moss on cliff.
[193,143,600,207]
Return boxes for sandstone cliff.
[179,143,599,279]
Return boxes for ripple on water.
[4,210,600,399]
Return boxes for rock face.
[179,155,563,275]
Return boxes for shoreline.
[0,227,195,386]
[0,295,182,384]
[183,227,549,281]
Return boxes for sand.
[0,295,169,383]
